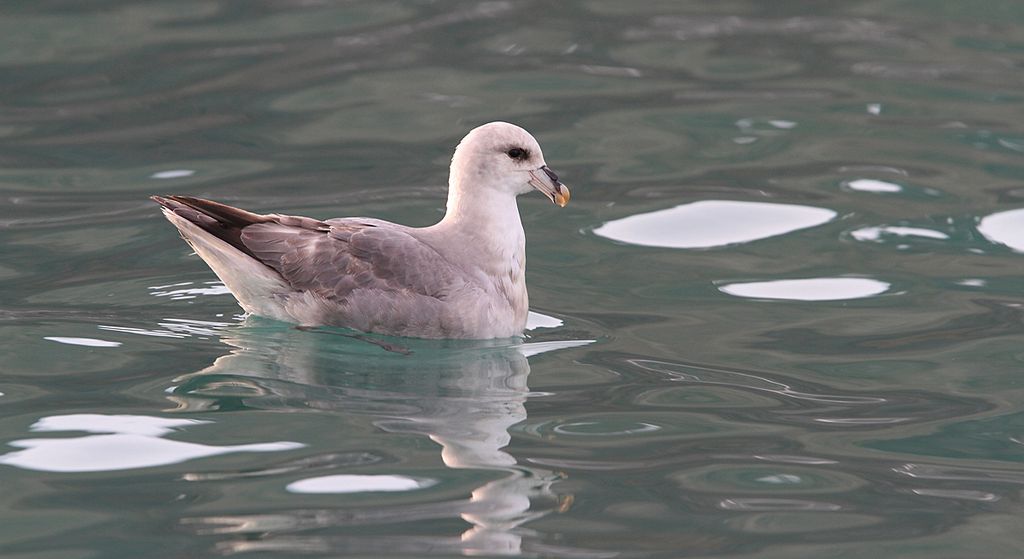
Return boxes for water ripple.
[587,354,994,430]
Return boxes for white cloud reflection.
[850,226,948,242]
[594,200,836,249]
[44,336,122,348]
[525,311,562,330]
[0,414,303,473]
[978,208,1024,252]
[844,178,902,193]
[287,474,435,494]
[719,277,891,301]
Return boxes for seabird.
[152,121,570,339]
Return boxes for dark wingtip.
[151,194,198,205]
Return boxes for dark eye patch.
[506,147,529,160]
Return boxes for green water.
[4,1,1024,557]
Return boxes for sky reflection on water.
[594,200,836,249]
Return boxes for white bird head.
[449,121,570,207]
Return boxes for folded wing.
[151,195,466,304]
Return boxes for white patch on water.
[719,277,891,301]
[150,169,195,179]
[978,208,1024,252]
[44,336,122,347]
[844,179,902,193]
[0,414,302,473]
[594,200,835,249]
[526,311,562,330]
[287,474,435,494]
[850,226,949,242]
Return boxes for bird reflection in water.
[167,318,594,557]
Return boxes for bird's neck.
[438,186,526,252]
[433,182,529,329]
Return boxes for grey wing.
[239,218,466,302]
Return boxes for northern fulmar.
[151,121,570,339]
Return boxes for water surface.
[3,1,1024,557]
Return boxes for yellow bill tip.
[554,184,570,207]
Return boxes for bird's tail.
[150,195,271,258]
[151,195,287,315]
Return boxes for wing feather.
[239,218,465,302]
